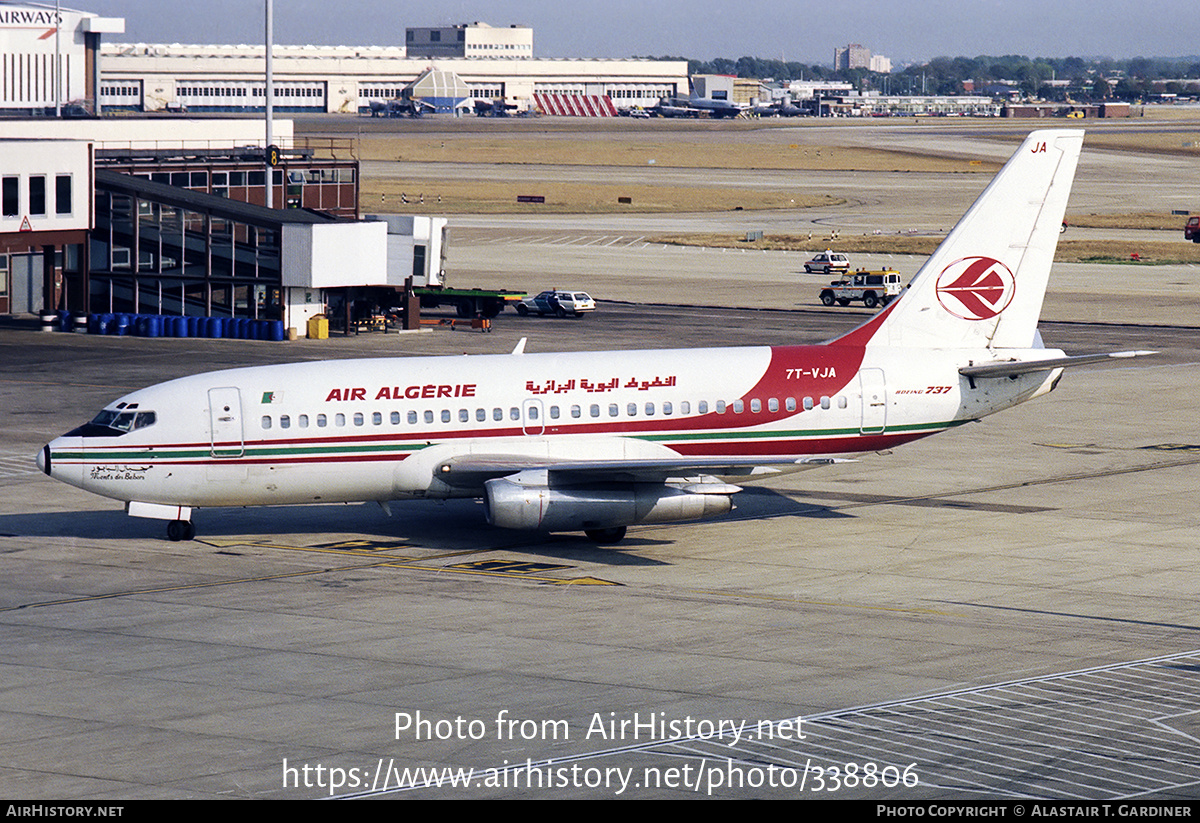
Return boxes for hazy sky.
[72,0,1199,64]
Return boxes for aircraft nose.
[36,444,48,475]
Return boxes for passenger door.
[858,369,887,434]
[208,387,244,457]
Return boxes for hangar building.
[98,42,686,116]
[0,2,124,114]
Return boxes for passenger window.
[549,406,559,420]
[645,402,655,416]
[408,410,418,424]
[373,412,382,425]
[786,398,796,412]
[391,411,400,424]
[477,408,487,422]
[280,415,290,429]
[768,398,778,413]
[716,401,726,414]
[750,399,761,413]
[820,396,831,410]
[441,409,451,423]
[459,409,469,422]
[261,415,272,429]
[838,396,848,409]
[680,401,691,415]
[698,400,708,414]
[493,408,503,421]
[803,397,814,410]
[571,405,581,418]
[424,410,434,424]
[299,414,309,428]
[510,408,519,421]
[335,413,345,426]
[354,413,364,426]
[733,400,744,413]
[317,414,327,427]
[663,402,673,415]
[609,403,619,417]
[627,402,637,417]
[527,406,538,420]
[590,404,600,418]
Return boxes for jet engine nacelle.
[483,471,733,532]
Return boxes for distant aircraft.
[653,94,745,118]
[39,129,1152,544]
[472,98,520,117]
[368,98,435,117]
[753,98,804,117]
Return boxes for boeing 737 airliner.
[38,129,1150,543]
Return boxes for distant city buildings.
[834,43,891,74]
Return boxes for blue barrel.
[207,317,224,339]
[186,316,200,337]
[267,320,285,342]
[57,310,71,332]
[114,314,131,336]
[144,315,162,338]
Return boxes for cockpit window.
[71,409,157,437]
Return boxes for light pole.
[54,0,61,116]
[265,0,274,208]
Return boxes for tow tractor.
[819,269,904,309]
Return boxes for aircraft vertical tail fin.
[843,129,1084,350]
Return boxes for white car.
[516,290,596,318]
[803,251,851,274]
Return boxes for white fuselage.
[42,341,1059,510]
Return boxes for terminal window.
[28,176,46,216]
[56,175,72,215]
[2,177,16,217]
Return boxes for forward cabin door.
[208,387,245,458]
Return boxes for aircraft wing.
[433,454,850,490]
[959,350,1156,379]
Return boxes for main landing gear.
[166,520,195,542]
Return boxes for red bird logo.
[935,257,1016,320]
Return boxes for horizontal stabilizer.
[959,350,1157,379]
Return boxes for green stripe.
[52,442,431,461]
[637,419,965,443]
[52,421,966,463]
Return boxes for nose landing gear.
[166,520,196,542]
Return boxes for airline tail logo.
[935,256,1016,321]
